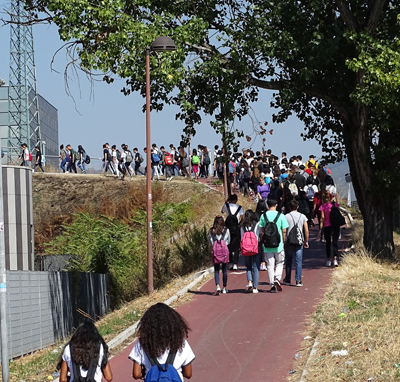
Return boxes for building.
[0,82,59,166]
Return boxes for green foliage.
[23,0,400,255]
[174,226,212,274]
[45,201,210,305]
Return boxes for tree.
[16,0,400,257]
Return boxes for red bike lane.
[110,228,349,382]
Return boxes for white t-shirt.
[24,147,30,161]
[221,203,244,222]
[129,339,195,382]
[120,151,127,163]
[326,185,337,196]
[62,344,105,382]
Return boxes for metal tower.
[8,0,41,162]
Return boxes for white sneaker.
[333,259,339,267]
[222,288,228,294]
[214,286,221,296]
[246,284,253,293]
[233,264,238,270]
[252,288,259,294]
[326,260,332,267]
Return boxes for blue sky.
[0,0,323,161]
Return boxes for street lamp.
[146,36,176,295]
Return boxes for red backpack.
[212,232,229,264]
[28,152,32,161]
[240,223,258,256]
[165,155,173,165]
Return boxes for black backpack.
[286,213,304,246]
[330,202,345,228]
[85,155,91,165]
[71,356,98,382]
[262,212,281,248]
[138,153,144,163]
[225,203,241,237]
[204,154,211,165]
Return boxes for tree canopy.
[18,0,400,256]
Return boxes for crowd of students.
[209,149,344,295]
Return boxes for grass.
[291,222,400,381]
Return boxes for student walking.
[259,198,289,293]
[283,200,309,287]
[130,303,195,381]
[318,193,342,267]
[59,322,113,382]
[209,215,231,295]
[240,210,261,293]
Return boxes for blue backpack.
[152,153,160,163]
[144,351,180,382]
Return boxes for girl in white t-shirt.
[130,303,195,381]
[59,322,113,382]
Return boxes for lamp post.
[146,36,176,295]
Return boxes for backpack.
[165,155,173,165]
[240,224,258,256]
[212,235,230,264]
[217,161,223,173]
[225,203,241,238]
[85,155,91,165]
[243,169,251,181]
[144,351,181,382]
[204,155,211,165]
[28,152,32,161]
[262,212,281,248]
[192,155,200,165]
[116,150,122,162]
[286,214,304,246]
[71,355,98,382]
[305,185,315,200]
[138,153,144,163]
[152,153,160,163]
[228,162,235,174]
[330,202,345,228]
[125,150,133,163]
[288,180,298,196]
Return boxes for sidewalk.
[110,227,349,382]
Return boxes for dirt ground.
[32,173,209,252]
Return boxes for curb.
[108,266,214,351]
[299,337,319,382]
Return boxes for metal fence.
[1,270,109,359]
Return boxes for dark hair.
[267,199,278,208]
[210,215,225,236]
[63,321,108,370]
[241,210,257,227]
[282,152,286,156]
[214,145,219,150]
[288,199,299,211]
[266,149,272,155]
[192,148,197,155]
[227,194,238,203]
[255,200,267,215]
[160,146,165,150]
[134,147,138,151]
[137,303,190,358]
[271,179,280,188]
[60,144,64,150]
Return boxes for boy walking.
[259,198,289,293]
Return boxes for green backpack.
[192,155,200,165]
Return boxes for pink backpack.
[212,234,229,264]
[240,224,258,256]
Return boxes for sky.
[0,0,324,163]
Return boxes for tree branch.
[335,0,359,31]
[247,76,351,126]
[367,0,386,33]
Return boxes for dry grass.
[291,226,400,381]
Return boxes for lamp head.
[151,36,176,52]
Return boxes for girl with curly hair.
[59,321,112,382]
[130,303,195,381]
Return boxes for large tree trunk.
[343,114,394,258]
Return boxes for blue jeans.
[244,252,261,288]
[284,244,304,282]
[214,263,227,287]
[60,159,67,172]
[77,160,86,172]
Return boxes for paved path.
[110,227,349,382]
